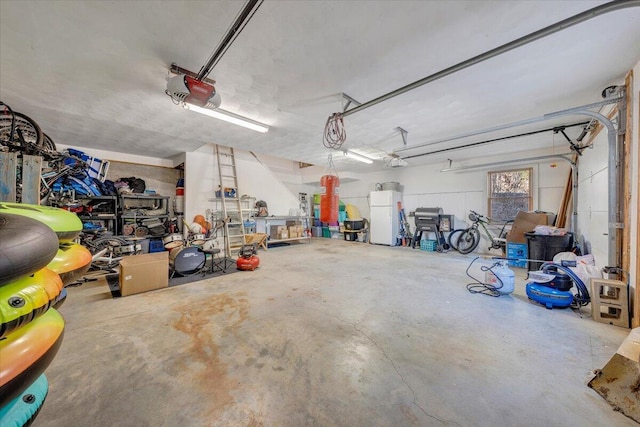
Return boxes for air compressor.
[525,261,590,309]
[236,244,260,271]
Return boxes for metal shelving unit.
[119,194,169,237]
[76,195,119,234]
[253,216,312,248]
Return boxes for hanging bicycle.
[449,210,513,255]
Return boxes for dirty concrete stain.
[246,410,265,427]
[398,403,420,425]
[172,292,250,419]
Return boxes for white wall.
[183,144,314,224]
[338,147,569,253]
[237,150,317,215]
[575,124,610,269]
[183,146,217,226]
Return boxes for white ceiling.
[1,1,639,172]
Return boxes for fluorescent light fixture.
[343,150,373,164]
[184,104,269,133]
[439,153,573,172]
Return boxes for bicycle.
[79,230,139,270]
[449,210,513,255]
[0,101,56,154]
[1,102,102,204]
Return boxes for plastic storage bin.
[420,239,437,252]
[525,232,573,271]
[149,239,165,253]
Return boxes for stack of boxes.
[270,225,288,240]
[269,220,305,240]
[286,220,304,239]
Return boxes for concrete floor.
[34,238,633,426]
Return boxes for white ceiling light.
[342,150,373,164]
[183,104,270,133]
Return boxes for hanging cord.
[323,112,346,149]
[326,152,336,170]
[465,257,504,298]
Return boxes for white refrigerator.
[370,190,401,245]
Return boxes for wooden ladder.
[214,145,246,258]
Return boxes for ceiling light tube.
[343,150,373,164]
[184,104,269,133]
[440,153,573,172]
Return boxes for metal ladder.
[214,145,246,258]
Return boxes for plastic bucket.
[525,232,574,271]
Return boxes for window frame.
[487,167,533,221]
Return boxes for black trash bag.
[121,177,146,193]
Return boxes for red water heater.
[320,174,339,223]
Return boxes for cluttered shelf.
[252,216,312,248]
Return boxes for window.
[488,168,532,221]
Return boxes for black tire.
[0,111,44,149]
[456,228,480,254]
[0,213,60,286]
[42,133,57,153]
[447,229,466,251]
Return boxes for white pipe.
[395,98,620,155]
[545,109,619,267]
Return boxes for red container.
[320,174,339,223]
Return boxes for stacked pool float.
[0,203,90,426]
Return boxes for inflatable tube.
[0,268,63,339]
[47,242,92,285]
[52,288,67,310]
[0,203,82,243]
[0,374,48,427]
[0,214,59,287]
[0,308,64,408]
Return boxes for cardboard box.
[286,220,302,227]
[277,231,289,239]
[290,231,299,238]
[506,211,549,243]
[270,225,287,239]
[119,252,168,297]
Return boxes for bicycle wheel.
[456,228,480,254]
[0,111,44,149]
[447,229,466,251]
[42,133,57,153]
